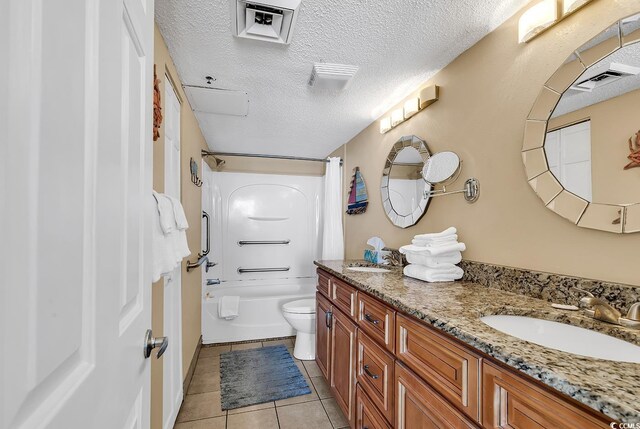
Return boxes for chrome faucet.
[206,279,221,286]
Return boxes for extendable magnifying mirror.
[422,151,480,203]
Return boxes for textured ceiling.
[155,0,529,158]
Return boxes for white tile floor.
[174,338,349,429]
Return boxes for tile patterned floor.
[174,338,349,429]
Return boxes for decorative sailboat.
[346,167,368,215]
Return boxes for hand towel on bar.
[403,264,464,283]
[218,296,240,320]
[400,242,466,257]
[152,194,179,282]
[413,227,457,241]
[153,191,175,234]
[405,251,462,267]
[167,195,189,230]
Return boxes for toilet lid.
[283,299,315,314]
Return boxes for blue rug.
[219,345,311,410]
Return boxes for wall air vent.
[234,0,301,45]
[309,63,359,90]
[570,62,640,92]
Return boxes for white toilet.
[282,298,316,360]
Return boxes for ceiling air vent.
[309,63,359,90]
[234,0,301,45]
[570,62,640,92]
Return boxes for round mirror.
[422,151,461,184]
[523,13,640,233]
[381,135,432,228]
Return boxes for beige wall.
[152,25,210,428]
[335,0,640,287]
[548,88,640,205]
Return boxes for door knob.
[144,329,168,359]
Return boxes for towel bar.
[237,240,290,246]
[237,267,290,274]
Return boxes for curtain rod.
[201,150,343,165]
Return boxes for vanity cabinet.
[482,362,610,429]
[316,292,332,380]
[315,268,612,429]
[330,305,358,426]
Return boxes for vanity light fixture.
[379,117,392,134]
[518,0,558,43]
[379,85,439,134]
[391,109,404,127]
[518,0,596,43]
[403,98,420,119]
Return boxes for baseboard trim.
[183,335,202,394]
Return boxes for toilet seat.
[282,299,315,314]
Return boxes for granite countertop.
[315,260,640,423]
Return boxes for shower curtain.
[321,157,345,260]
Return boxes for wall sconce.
[379,117,392,134]
[379,85,439,134]
[403,98,420,119]
[391,109,404,127]
[518,0,558,43]
[518,0,595,43]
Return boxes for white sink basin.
[346,266,390,273]
[481,315,640,363]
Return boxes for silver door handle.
[144,329,168,359]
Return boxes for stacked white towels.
[152,191,191,282]
[399,227,465,282]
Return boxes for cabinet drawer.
[332,277,357,319]
[317,269,331,297]
[396,314,480,422]
[357,292,395,353]
[356,330,394,424]
[396,362,478,429]
[356,385,391,429]
[482,362,611,429]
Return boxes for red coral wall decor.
[153,64,163,142]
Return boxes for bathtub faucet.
[206,279,221,286]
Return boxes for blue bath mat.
[219,345,311,410]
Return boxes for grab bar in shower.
[200,211,210,257]
[237,240,290,246]
[237,267,291,274]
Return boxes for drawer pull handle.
[363,365,379,380]
[325,311,333,329]
[364,314,380,325]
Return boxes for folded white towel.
[167,195,189,230]
[400,242,466,257]
[153,191,176,235]
[403,264,464,283]
[412,235,458,246]
[405,251,462,267]
[218,296,240,320]
[413,227,457,241]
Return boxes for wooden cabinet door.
[396,314,480,421]
[316,292,332,380]
[331,307,358,427]
[356,330,394,424]
[395,362,478,429]
[356,385,392,429]
[482,362,611,429]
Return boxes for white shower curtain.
[321,157,345,260]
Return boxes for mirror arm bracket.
[424,178,480,203]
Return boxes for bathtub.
[202,278,316,344]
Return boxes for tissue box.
[363,249,378,264]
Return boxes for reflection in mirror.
[388,147,426,216]
[546,27,640,205]
[381,135,431,228]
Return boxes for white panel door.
[163,78,184,429]
[0,0,154,427]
